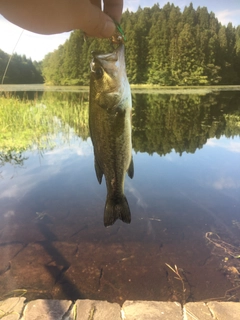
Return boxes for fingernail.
[101,20,116,38]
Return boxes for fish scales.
[89,44,134,227]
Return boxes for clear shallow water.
[0,88,240,303]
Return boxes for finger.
[77,1,116,38]
[103,0,123,23]
[90,0,102,10]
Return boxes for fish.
[89,44,134,227]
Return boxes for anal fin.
[94,157,103,184]
[127,156,134,179]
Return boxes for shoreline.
[1,83,240,94]
[1,297,240,319]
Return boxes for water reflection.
[132,91,240,155]
[0,89,240,303]
[1,90,240,159]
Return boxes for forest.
[41,3,240,86]
[0,49,43,84]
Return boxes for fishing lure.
[111,20,126,45]
[115,21,127,41]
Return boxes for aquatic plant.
[165,263,186,305]
[0,92,89,166]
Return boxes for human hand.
[84,0,123,37]
[0,0,123,37]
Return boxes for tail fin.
[104,194,131,227]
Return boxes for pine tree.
[40,3,240,86]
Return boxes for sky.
[0,0,240,62]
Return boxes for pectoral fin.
[127,157,134,179]
[94,157,103,184]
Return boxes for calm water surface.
[0,87,240,303]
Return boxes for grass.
[0,289,27,301]
[165,263,186,305]
[0,92,89,156]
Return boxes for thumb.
[78,3,116,38]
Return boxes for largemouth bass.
[89,44,134,227]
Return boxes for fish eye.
[94,67,103,80]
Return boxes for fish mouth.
[90,44,125,73]
[92,50,118,62]
[91,44,124,62]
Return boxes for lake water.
[0,85,240,303]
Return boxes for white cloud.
[0,144,88,200]
[215,9,240,26]
[123,0,141,12]
[44,138,93,161]
[207,138,240,153]
[0,157,59,201]
[228,142,240,153]
[206,139,218,147]
[3,210,15,218]
[212,177,240,190]
[164,153,175,162]
[126,181,148,208]
[0,184,19,198]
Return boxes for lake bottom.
[1,188,239,304]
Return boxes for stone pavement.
[0,297,240,320]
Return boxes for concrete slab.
[23,299,73,320]
[184,302,213,319]
[207,301,240,320]
[75,299,121,320]
[122,300,182,320]
[0,297,26,320]
[1,297,240,320]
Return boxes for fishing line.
[1,29,24,84]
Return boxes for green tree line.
[0,49,43,84]
[42,3,240,86]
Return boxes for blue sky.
[0,0,240,62]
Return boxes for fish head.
[90,44,130,110]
